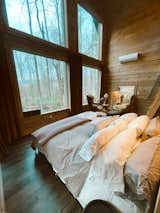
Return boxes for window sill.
[40,107,70,115]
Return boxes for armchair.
[86,95,108,112]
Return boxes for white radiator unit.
[118,52,139,63]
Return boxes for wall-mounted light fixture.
[118,52,140,63]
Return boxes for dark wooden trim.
[78,0,104,23]
[69,53,82,114]
[23,110,41,118]
[0,35,22,142]
[0,0,7,32]
[3,29,70,62]
[23,109,71,135]
[81,54,103,69]
[3,43,24,123]
[66,0,78,52]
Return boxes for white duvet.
[36,112,150,213]
[78,128,139,210]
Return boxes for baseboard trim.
[0,163,5,213]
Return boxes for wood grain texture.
[2,137,82,213]
[23,110,71,136]
[0,35,21,144]
[102,0,160,114]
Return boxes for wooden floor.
[2,137,82,213]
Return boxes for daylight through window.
[5,0,66,46]
[13,50,69,113]
[82,66,101,105]
[78,5,102,59]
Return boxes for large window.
[82,66,101,105]
[13,50,69,113]
[78,5,102,59]
[5,0,66,46]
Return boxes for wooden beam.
[78,0,105,23]
[0,34,22,142]
[66,0,78,52]
[3,29,71,62]
[69,53,82,114]
[81,54,102,69]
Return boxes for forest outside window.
[78,5,102,59]
[13,50,69,114]
[82,66,101,105]
[5,0,66,47]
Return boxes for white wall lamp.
[118,52,140,63]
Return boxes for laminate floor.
[2,137,82,213]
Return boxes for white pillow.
[120,113,138,123]
[110,113,137,127]
[143,116,160,138]
[95,115,119,131]
[79,120,128,162]
[125,136,160,202]
[104,128,139,166]
[128,115,150,136]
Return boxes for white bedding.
[33,112,155,213]
[78,128,140,211]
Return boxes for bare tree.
[35,0,52,102]
[26,0,42,110]
[14,52,28,106]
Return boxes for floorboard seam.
[0,163,6,213]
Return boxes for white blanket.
[35,112,151,213]
[78,128,140,211]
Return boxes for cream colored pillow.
[120,113,137,123]
[128,115,150,136]
[104,128,139,166]
[143,116,160,138]
[125,136,160,202]
[95,115,119,130]
[110,113,137,127]
[79,120,128,162]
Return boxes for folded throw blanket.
[31,116,91,149]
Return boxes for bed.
[31,111,160,213]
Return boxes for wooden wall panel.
[0,35,21,144]
[103,0,160,114]
[23,110,71,136]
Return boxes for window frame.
[12,49,71,115]
[0,0,104,120]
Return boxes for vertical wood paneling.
[102,0,160,114]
